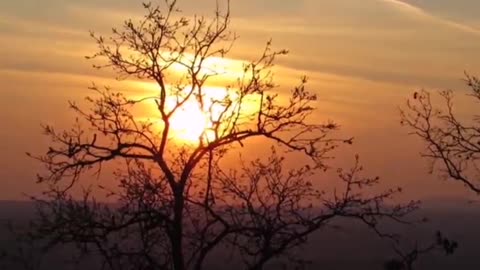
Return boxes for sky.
[1,0,480,201]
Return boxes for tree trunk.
[171,186,185,270]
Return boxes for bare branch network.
[401,73,480,194]
[21,1,416,270]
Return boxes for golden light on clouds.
[168,54,248,86]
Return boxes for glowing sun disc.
[169,101,209,143]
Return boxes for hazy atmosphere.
[1,1,480,270]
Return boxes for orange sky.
[1,0,480,200]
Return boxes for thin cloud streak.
[381,0,480,35]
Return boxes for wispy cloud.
[381,0,480,35]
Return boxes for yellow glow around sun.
[134,55,262,145]
[134,82,261,145]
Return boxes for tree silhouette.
[401,73,480,194]
[24,1,416,270]
[397,74,480,269]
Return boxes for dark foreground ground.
[0,199,479,270]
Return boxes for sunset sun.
[163,86,240,144]
[167,99,210,143]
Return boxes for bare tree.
[25,1,416,270]
[401,74,480,194]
